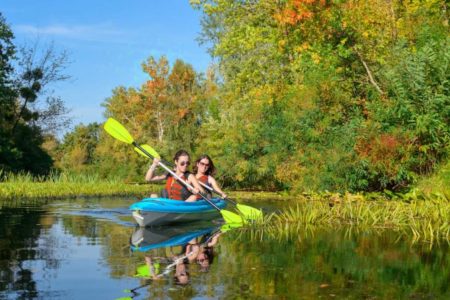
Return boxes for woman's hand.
[149,158,160,170]
[221,193,227,199]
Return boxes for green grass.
[0,172,158,199]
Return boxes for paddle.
[134,144,263,221]
[103,118,243,224]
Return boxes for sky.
[1,0,212,131]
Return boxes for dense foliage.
[0,13,70,176]
[3,2,448,193]
[187,0,449,192]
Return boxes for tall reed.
[244,193,450,245]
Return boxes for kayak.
[129,198,227,227]
[130,225,218,252]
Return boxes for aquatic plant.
[242,192,450,245]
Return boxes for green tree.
[93,56,217,181]
[57,123,100,173]
[0,13,70,176]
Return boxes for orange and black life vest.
[164,172,191,200]
[197,175,212,200]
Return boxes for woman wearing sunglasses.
[145,149,204,202]
[193,154,227,200]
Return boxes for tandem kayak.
[129,198,227,227]
[130,225,218,252]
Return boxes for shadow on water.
[1,197,450,299]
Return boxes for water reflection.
[128,223,225,294]
[0,202,53,299]
[1,198,450,299]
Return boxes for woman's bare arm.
[188,174,205,194]
[145,158,166,182]
[209,176,227,198]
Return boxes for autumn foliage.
[54,0,449,192]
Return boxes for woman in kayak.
[146,149,204,202]
[193,154,227,200]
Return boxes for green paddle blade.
[104,118,134,144]
[134,264,150,277]
[134,144,161,159]
[221,210,243,225]
[220,222,243,232]
[236,204,263,222]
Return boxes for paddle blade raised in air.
[104,118,134,144]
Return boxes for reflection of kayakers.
[173,257,190,285]
[185,230,222,272]
[193,154,227,200]
[141,252,191,285]
[143,256,163,280]
[145,150,204,202]
[125,225,232,299]
[144,254,190,285]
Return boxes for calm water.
[0,197,449,299]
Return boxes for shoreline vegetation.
[248,192,450,245]
[1,160,447,201]
[0,173,155,200]
[1,173,449,246]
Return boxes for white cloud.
[14,23,125,42]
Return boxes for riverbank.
[0,172,292,200]
[2,173,449,246]
[0,173,157,200]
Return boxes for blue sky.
[2,1,212,130]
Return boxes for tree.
[57,123,100,173]
[0,13,71,175]
[93,56,217,181]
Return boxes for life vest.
[164,172,191,200]
[197,175,212,200]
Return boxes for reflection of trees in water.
[60,214,132,278]
[213,229,450,299]
[0,205,52,298]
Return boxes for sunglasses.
[179,161,190,167]
[199,161,210,167]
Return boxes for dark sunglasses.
[179,161,190,167]
[199,162,210,167]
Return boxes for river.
[0,197,448,299]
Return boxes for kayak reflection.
[130,223,224,284]
[130,224,218,253]
[119,222,243,299]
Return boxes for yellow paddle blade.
[220,222,243,233]
[103,118,134,144]
[221,209,243,225]
[134,264,150,277]
[236,204,263,222]
[134,144,161,159]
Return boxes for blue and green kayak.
[130,198,227,227]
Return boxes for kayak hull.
[130,198,227,227]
